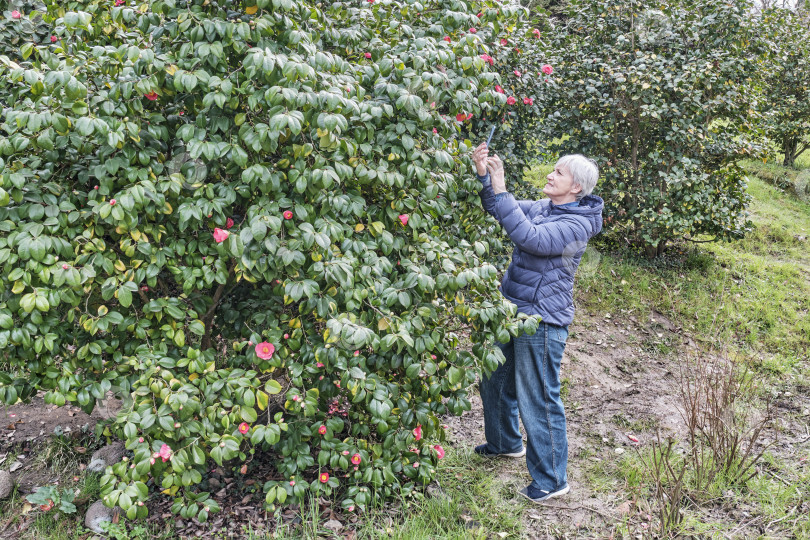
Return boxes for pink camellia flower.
[342,450,350,455]
[431,354,437,360]
[398,214,409,226]
[225,217,234,229]
[238,422,250,434]
[506,96,517,105]
[523,97,533,105]
[351,453,361,465]
[110,199,116,205]
[50,35,57,42]
[318,425,327,435]
[455,112,467,122]
[292,395,300,401]
[11,10,21,18]
[469,28,477,34]
[283,210,293,220]
[144,91,158,101]
[158,443,172,462]
[213,228,229,243]
[316,362,324,367]
[364,52,371,59]
[413,425,422,441]
[430,101,435,108]
[542,64,554,75]
[480,54,494,66]
[532,28,541,38]
[500,38,508,46]
[62,264,69,270]
[467,113,473,120]
[432,128,438,134]
[495,85,504,94]
[115,0,125,5]
[413,462,420,468]
[319,472,329,483]
[434,445,445,459]
[139,437,144,443]
[348,505,355,511]
[354,350,360,357]
[290,480,296,486]
[514,70,522,77]
[255,341,275,360]
[94,185,99,189]
[283,333,289,339]
[443,36,451,42]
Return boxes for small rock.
[0,471,14,499]
[323,519,343,532]
[85,500,121,533]
[87,442,125,472]
[9,461,22,473]
[615,447,625,454]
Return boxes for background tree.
[0,0,535,520]
[505,0,766,257]
[757,7,810,167]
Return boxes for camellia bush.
[757,7,810,168]
[524,0,766,256]
[0,0,538,521]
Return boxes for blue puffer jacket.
[478,173,604,327]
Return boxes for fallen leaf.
[21,503,33,515]
[628,435,639,443]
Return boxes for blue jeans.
[479,323,569,492]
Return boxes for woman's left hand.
[486,155,507,194]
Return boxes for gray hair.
[556,154,599,201]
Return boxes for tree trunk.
[783,136,797,168]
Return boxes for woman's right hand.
[472,142,489,177]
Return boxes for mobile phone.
[486,125,497,147]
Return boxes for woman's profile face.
[544,164,581,201]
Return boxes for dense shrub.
[517,0,766,256]
[0,0,540,520]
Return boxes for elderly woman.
[471,142,603,503]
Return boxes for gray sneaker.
[518,484,570,502]
[474,444,526,458]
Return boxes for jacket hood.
[550,194,604,237]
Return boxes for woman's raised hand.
[472,142,489,176]
[486,154,507,194]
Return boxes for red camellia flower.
[319,472,329,483]
[213,228,229,243]
[469,28,476,33]
[434,445,445,459]
[456,112,467,122]
[50,35,57,42]
[479,54,494,66]
[506,96,517,105]
[514,70,522,77]
[318,425,327,435]
[523,97,533,105]
[477,12,482,17]
[351,453,362,465]
[495,85,504,93]
[532,28,541,38]
[11,10,21,18]
[443,36,451,42]
[238,422,250,434]
[500,38,508,46]
[255,341,275,360]
[283,210,293,220]
[542,64,554,75]
[398,214,409,226]
[364,52,371,59]
[413,425,422,441]
[144,91,158,101]
[225,217,234,229]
